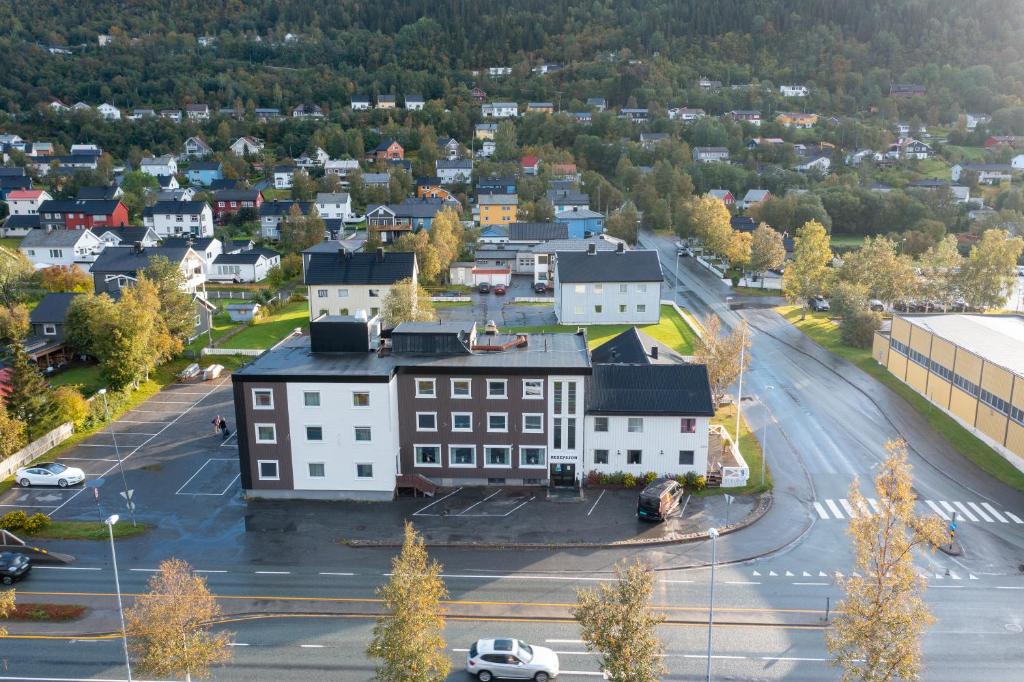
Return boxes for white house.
[886,138,933,160]
[274,166,297,190]
[90,226,160,249]
[668,107,706,121]
[779,85,809,97]
[182,136,212,158]
[476,140,496,158]
[230,136,265,156]
[315,193,353,221]
[693,147,730,163]
[96,103,121,120]
[795,156,831,173]
[405,94,425,111]
[481,102,519,118]
[739,189,772,209]
[19,229,105,272]
[351,96,371,111]
[209,248,281,283]
[139,155,177,178]
[1012,154,1024,171]
[325,159,359,177]
[553,245,662,325]
[435,159,473,185]
[4,189,52,216]
[142,201,214,238]
[304,249,417,319]
[951,163,1012,185]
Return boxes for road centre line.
[254,571,291,575]
[725,581,761,585]
[299,644,324,648]
[793,582,828,586]
[319,572,355,576]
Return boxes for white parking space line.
[980,503,1008,523]
[411,487,463,516]
[175,459,218,495]
[116,420,169,425]
[456,490,501,515]
[34,566,101,571]
[926,500,950,520]
[62,457,119,463]
[952,501,978,522]
[144,401,195,405]
[219,431,238,446]
[967,502,993,522]
[587,490,606,517]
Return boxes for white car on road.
[466,638,559,680]
[15,462,85,488]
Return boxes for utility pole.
[734,322,747,452]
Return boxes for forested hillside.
[2,0,1024,120]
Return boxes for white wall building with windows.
[583,414,710,477]
[553,246,663,325]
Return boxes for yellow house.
[475,123,498,140]
[873,314,1024,465]
[776,112,819,129]
[376,95,397,109]
[477,193,518,226]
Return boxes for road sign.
[119,489,134,501]
[126,502,135,512]
[949,521,957,532]
[92,487,99,501]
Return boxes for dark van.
[637,478,684,521]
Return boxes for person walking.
[212,415,222,435]
[220,419,230,441]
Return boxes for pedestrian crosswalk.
[814,498,1024,523]
[747,567,982,582]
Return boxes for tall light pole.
[675,250,682,296]
[706,527,719,682]
[106,514,133,682]
[98,389,135,527]
[734,322,747,452]
[760,385,774,487]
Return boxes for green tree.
[748,223,786,287]
[782,220,834,318]
[694,315,751,406]
[90,280,174,389]
[605,203,641,244]
[840,310,882,348]
[838,236,917,307]
[64,293,116,355]
[572,559,665,682]
[826,440,945,681]
[690,194,732,256]
[493,120,519,162]
[0,250,33,307]
[957,229,1024,309]
[917,235,963,310]
[394,230,441,283]
[279,205,325,253]
[0,584,15,636]
[39,265,92,293]
[142,256,193,346]
[0,303,29,342]
[726,229,752,272]
[4,344,55,439]
[367,523,450,682]
[290,170,317,201]
[830,280,871,319]
[0,403,28,458]
[380,277,437,328]
[119,171,160,220]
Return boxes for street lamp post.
[106,514,133,682]
[706,527,719,682]
[98,389,135,527]
[734,323,747,452]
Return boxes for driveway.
[437,275,556,328]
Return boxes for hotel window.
[567,382,577,413]
[619,304,627,313]
[303,391,320,407]
[574,305,584,315]
[594,417,608,432]
[416,378,436,397]
[352,392,370,407]
[628,417,644,433]
[337,288,349,297]
[679,450,695,466]
[317,289,328,298]
[593,284,603,294]
[452,412,473,432]
[485,446,511,466]
[619,284,628,294]
[43,324,57,336]
[257,460,279,480]
[523,379,544,399]
[487,413,508,432]
[305,426,323,442]
[417,412,438,431]
[627,450,642,465]
[567,417,576,449]
[356,464,374,478]
[574,285,586,294]
[451,378,472,398]
[255,424,276,443]
[308,462,325,478]
[520,447,546,467]
[594,305,603,314]
[680,418,697,434]
[450,445,476,466]
[523,414,544,433]
[252,389,274,409]
[553,418,562,449]
[354,426,372,442]
[636,284,647,294]
[554,382,563,414]
[594,449,609,465]
[415,445,441,466]
[487,379,507,398]
[636,304,647,314]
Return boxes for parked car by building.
[637,477,684,521]
[15,462,85,488]
[808,296,830,312]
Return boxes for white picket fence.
[202,348,265,357]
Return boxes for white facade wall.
[547,376,586,481]
[285,381,399,497]
[315,196,353,220]
[7,193,50,215]
[555,280,661,325]
[148,206,214,238]
[140,158,177,177]
[583,415,710,478]
[308,284,395,318]
[274,171,294,189]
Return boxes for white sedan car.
[467,638,559,681]
[15,462,86,488]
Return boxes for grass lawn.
[227,300,310,349]
[731,285,781,297]
[186,309,242,353]
[27,520,151,541]
[777,306,1024,493]
[942,145,988,163]
[0,237,22,251]
[703,403,771,496]
[508,304,699,355]
[830,234,866,248]
[48,364,105,396]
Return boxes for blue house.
[186,161,223,187]
[555,208,605,238]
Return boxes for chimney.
[377,247,385,262]
[651,345,659,359]
[133,241,144,254]
[587,242,597,255]
[616,242,625,253]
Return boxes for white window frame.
[627,417,644,433]
[451,412,473,432]
[450,378,472,399]
[305,425,324,442]
[519,446,547,468]
[636,284,647,293]
[302,391,321,407]
[43,324,57,336]
[487,412,508,433]
[416,412,438,432]
[338,288,349,297]
[637,304,647,313]
[522,413,544,433]
[355,463,374,479]
[594,416,609,432]
[522,379,544,399]
[618,284,628,294]
[448,444,477,468]
[574,284,586,294]
[252,388,274,410]
[415,378,437,398]
[486,378,508,399]
[593,449,610,465]
[254,423,277,444]
[353,426,372,443]
[352,391,370,408]
[414,444,443,467]
[483,445,512,468]
[307,462,326,478]
[573,305,584,315]
[257,459,279,481]
[592,284,603,294]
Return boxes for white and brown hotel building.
[231,318,721,500]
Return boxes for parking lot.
[437,275,556,328]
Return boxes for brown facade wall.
[235,380,294,490]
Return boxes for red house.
[471,86,487,102]
[212,189,264,221]
[368,138,404,161]
[984,136,1023,149]
[37,199,129,229]
[521,155,541,175]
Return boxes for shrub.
[608,471,626,486]
[622,473,637,489]
[693,475,707,491]
[585,470,603,486]
[642,471,658,485]
[683,471,700,489]
[51,386,89,426]
[23,513,52,534]
[0,510,28,531]
[840,310,883,348]
[674,474,687,486]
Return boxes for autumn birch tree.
[782,219,834,319]
[826,440,946,682]
[572,559,665,682]
[380,277,437,328]
[125,558,232,679]
[748,223,786,287]
[694,315,751,406]
[367,522,450,682]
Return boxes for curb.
[338,492,774,550]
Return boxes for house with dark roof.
[75,186,123,201]
[142,201,214,238]
[554,245,663,324]
[555,208,605,238]
[304,248,417,319]
[368,138,404,161]
[19,229,105,271]
[546,189,589,213]
[38,199,129,230]
[210,247,281,283]
[259,200,315,240]
[213,189,264,221]
[365,197,458,243]
[186,160,223,186]
[23,292,81,366]
[89,226,160,249]
[0,173,33,199]
[162,236,224,273]
[590,328,685,365]
[508,222,569,244]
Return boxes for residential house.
[23,292,81,367]
[305,248,417,319]
[37,199,129,230]
[254,108,282,121]
[142,201,215,238]
[794,155,831,173]
[618,108,649,123]
[260,201,315,240]
[698,78,723,91]
[292,104,325,119]
[361,172,390,189]
[587,97,607,112]
[416,178,458,203]
[481,102,519,118]
[779,85,809,97]
[707,189,735,207]
[639,132,670,148]
[985,136,1024,149]
[547,189,589,214]
[887,138,934,160]
[436,137,461,161]
[182,136,212,159]
[727,110,762,125]
[75,186,122,201]
[160,110,183,122]
[209,178,242,191]
[845,149,883,165]
[693,147,730,163]
[521,155,541,175]
[89,226,160,249]
[0,170,31,200]
[129,108,156,120]
[230,136,265,156]
[471,86,487,102]
[210,248,281,283]
[162,236,223,273]
[295,147,330,169]
[486,66,513,77]
[1012,154,1024,171]
[156,187,196,202]
[554,245,662,325]
[5,189,52,216]
[436,159,473,185]
[739,189,772,210]
[315,193,353,221]
[776,112,818,128]
[889,84,926,97]
[273,165,297,190]
[365,198,458,243]
[964,113,991,130]
[526,102,554,114]
[530,235,624,286]
[668,107,705,121]
[405,94,425,111]
[951,163,1012,185]
[96,103,121,120]
[350,95,371,110]
[1,214,39,237]
[368,138,404,162]
[325,159,360,177]
[213,189,264,221]
[478,226,509,244]
[376,95,397,110]
[185,104,210,120]
[550,163,580,182]
[533,63,562,74]
[477,176,516,195]
[508,222,568,246]
[140,155,177,178]
[156,174,180,190]
[186,161,223,187]
[555,208,605,238]
[19,229,104,271]
[478,193,518,227]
